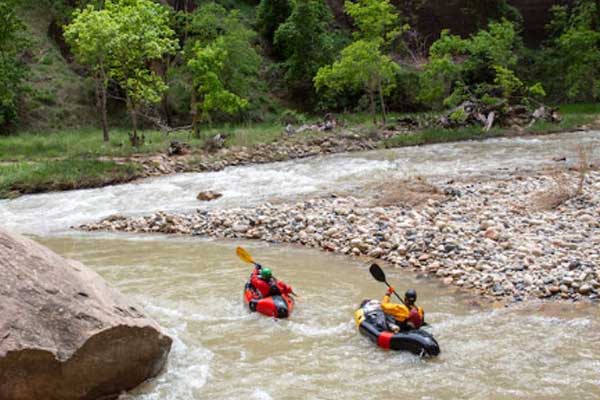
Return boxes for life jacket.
[407,306,424,329]
[250,269,292,298]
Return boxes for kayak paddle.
[369,263,406,305]
[236,246,258,266]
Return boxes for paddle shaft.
[384,280,406,305]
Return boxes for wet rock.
[197,190,223,201]
[79,169,600,304]
[484,228,500,241]
[549,286,560,294]
[579,284,592,295]
[167,140,191,156]
[0,228,172,400]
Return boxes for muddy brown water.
[2,130,600,399]
[39,234,600,400]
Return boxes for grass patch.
[384,105,599,148]
[526,111,597,134]
[0,159,141,198]
[0,128,206,162]
[208,123,284,148]
[558,103,600,114]
[383,125,503,148]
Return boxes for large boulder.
[0,228,172,400]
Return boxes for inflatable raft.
[244,282,294,318]
[354,300,440,357]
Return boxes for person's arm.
[382,287,395,304]
[277,281,292,295]
[381,288,410,321]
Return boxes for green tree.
[65,0,177,144]
[315,40,399,123]
[178,3,260,128]
[256,0,292,52]
[274,0,336,102]
[315,0,402,121]
[0,0,27,133]
[187,37,248,137]
[106,0,178,145]
[540,1,600,101]
[418,20,531,108]
[344,0,402,43]
[187,4,261,101]
[65,5,117,141]
[461,0,522,28]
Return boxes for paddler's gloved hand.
[386,287,395,295]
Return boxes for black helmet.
[405,289,417,303]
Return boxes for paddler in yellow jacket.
[382,287,425,332]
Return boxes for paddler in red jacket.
[250,266,293,298]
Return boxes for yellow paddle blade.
[236,246,254,264]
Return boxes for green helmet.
[260,268,272,280]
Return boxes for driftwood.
[284,115,339,136]
[167,140,191,156]
[440,99,561,130]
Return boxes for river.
[2,131,600,399]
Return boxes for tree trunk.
[127,96,142,147]
[132,111,139,146]
[94,71,109,142]
[368,85,376,125]
[100,69,109,142]
[191,89,200,138]
[100,85,109,142]
[377,77,387,125]
[161,59,172,128]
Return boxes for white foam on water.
[2,130,598,235]
[250,388,273,400]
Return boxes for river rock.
[79,168,600,304]
[0,228,172,400]
[233,223,249,233]
[197,190,223,201]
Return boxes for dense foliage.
[417,20,544,109]
[66,0,178,143]
[274,0,338,104]
[315,0,403,122]
[6,0,598,136]
[0,0,27,133]
[256,0,292,52]
[536,0,600,102]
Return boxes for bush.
[278,109,307,125]
[0,0,28,132]
[533,2,600,102]
[418,20,544,109]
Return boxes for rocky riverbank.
[80,169,600,304]
[131,130,386,177]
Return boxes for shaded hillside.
[17,6,98,132]
[401,0,572,46]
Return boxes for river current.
[2,131,600,399]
